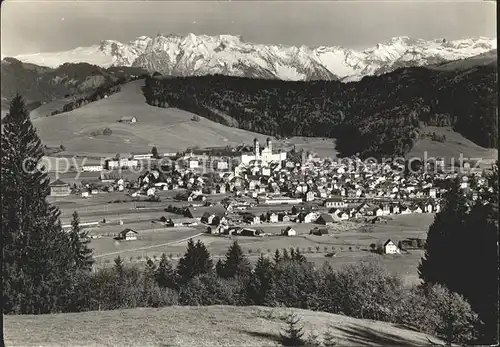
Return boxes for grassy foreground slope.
[4,305,444,347]
[32,80,274,156]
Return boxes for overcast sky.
[1,0,497,56]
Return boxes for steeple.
[253,138,260,157]
[266,137,272,152]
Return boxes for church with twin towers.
[240,137,287,165]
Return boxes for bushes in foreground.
[64,243,480,345]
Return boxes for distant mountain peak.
[11,34,497,81]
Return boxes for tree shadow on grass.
[235,328,282,344]
[335,324,432,346]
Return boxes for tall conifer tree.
[419,178,469,288]
[218,241,251,279]
[155,253,177,289]
[176,239,213,285]
[69,211,94,271]
[1,94,77,313]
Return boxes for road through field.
[94,232,204,258]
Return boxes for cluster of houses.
[49,144,490,240]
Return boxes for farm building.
[315,214,335,226]
[119,116,137,124]
[281,226,297,236]
[324,197,347,209]
[383,239,400,254]
[159,217,174,227]
[119,228,138,241]
[240,228,263,236]
[49,179,71,197]
[310,227,329,236]
[186,205,227,219]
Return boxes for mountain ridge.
[10,34,496,81]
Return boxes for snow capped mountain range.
[11,34,497,82]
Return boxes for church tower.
[253,138,260,157]
[266,137,272,152]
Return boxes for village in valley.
[46,135,490,284]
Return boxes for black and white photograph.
[1,0,498,346]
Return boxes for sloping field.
[408,126,497,166]
[31,80,276,157]
[3,305,444,347]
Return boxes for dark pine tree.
[68,211,94,271]
[142,259,157,306]
[246,253,274,305]
[218,241,252,279]
[282,249,291,262]
[420,168,499,344]
[458,164,498,344]
[1,94,79,314]
[155,253,177,289]
[419,178,469,289]
[114,256,124,277]
[215,258,225,278]
[151,146,159,159]
[291,248,307,263]
[280,312,306,346]
[273,249,281,264]
[176,239,213,285]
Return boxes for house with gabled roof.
[383,239,400,254]
[119,228,138,241]
[315,213,335,226]
[281,226,297,236]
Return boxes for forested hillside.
[1,58,148,110]
[143,59,497,159]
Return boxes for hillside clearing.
[3,305,444,347]
[32,80,328,157]
[408,126,497,166]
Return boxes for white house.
[269,213,279,223]
[119,228,138,241]
[324,197,347,209]
[337,212,349,220]
[383,239,400,254]
[81,191,89,198]
[302,212,319,224]
[305,191,315,202]
[282,226,297,236]
[105,158,139,170]
[81,165,103,172]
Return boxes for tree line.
[142,64,497,159]
[2,94,497,346]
